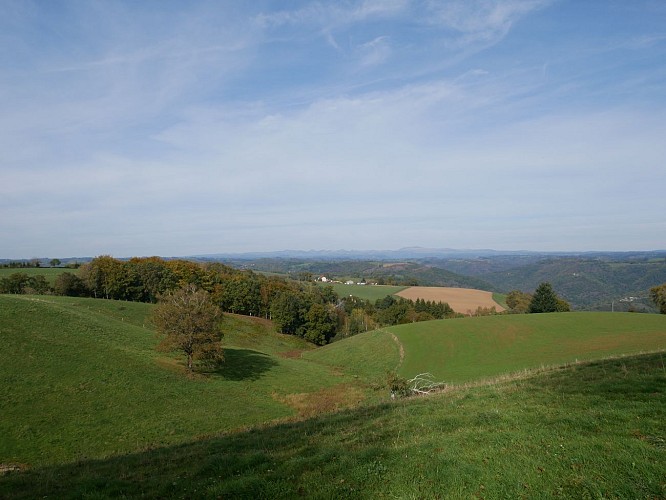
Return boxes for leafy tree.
[0,273,30,294]
[528,282,569,313]
[506,290,532,313]
[304,303,337,345]
[50,258,61,267]
[152,285,224,372]
[650,283,666,314]
[54,272,88,297]
[270,291,306,335]
[24,275,51,295]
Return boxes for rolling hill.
[2,294,666,498]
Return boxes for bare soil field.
[396,286,505,314]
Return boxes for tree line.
[0,256,460,345]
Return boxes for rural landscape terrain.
[1,250,666,498]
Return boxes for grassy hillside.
[393,312,666,382]
[0,295,363,467]
[308,312,666,384]
[2,352,664,498]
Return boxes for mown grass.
[318,282,407,302]
[0,295,361,467]
[393,312,666,382]
[1,352,664,498]
[303,329,401,382]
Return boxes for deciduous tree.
[650,284,666,314]
[152,285,224,372]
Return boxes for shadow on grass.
[2,352,664,499]
[212,348,278,381]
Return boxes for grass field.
[0,267,69,285]
[0,295,365,467]
[317,282,407,302]
[2,351,664,498]
[2,295,666,497]
[308,312,666,383]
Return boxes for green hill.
[3,295,666,497]
[0,295,360,467]
[2,352,665,498]
[478,257,666,310]
[306,312,666,384]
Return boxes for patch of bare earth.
[275,384,366,418]
[277,350,305,359]
[396,286,505,314]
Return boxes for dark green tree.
[304,303,337,345]
[270,291,306,335]
[54,272,88,297]
[528,282,569,313]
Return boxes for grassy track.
[393,312,666,381]
[2,352,664,498]
[0,295,361,467]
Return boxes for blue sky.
[1,0,665,258]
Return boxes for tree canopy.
[528,282,570,313]
[650,284,666,314]
[151,284,224,372]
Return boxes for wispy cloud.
[1,0,665,256]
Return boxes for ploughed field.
[396,286,505,314]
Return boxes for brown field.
[396,286,505,314]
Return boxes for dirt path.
[385,330,404,371]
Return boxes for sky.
[1,0,665,258]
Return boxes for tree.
[304,303,337,345]
[650,284,666,314]
[528,282,569,313]
[50,258,61,268]
[270,291,306,335]
[54,272,88,297]
[151,285,224,372]
[506,290,532,313]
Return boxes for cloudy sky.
[1,0,665,258]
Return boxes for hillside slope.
[479,257,666,310]
[0,295,358,466]
[308,313,666,384]
[2,351,665,498]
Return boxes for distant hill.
[477,257,666,310]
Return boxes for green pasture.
[2,351,664,498]
[318,282,407,302]
[393,312,666,382]
[0,295,357,467]
[0,267,69,285]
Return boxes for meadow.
[0,295,365,468]
[317,282,407,301]
[1,294,665,497]
[0,267,68,284]
[2,351,664,498]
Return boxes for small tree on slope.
[152,284,224,372]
